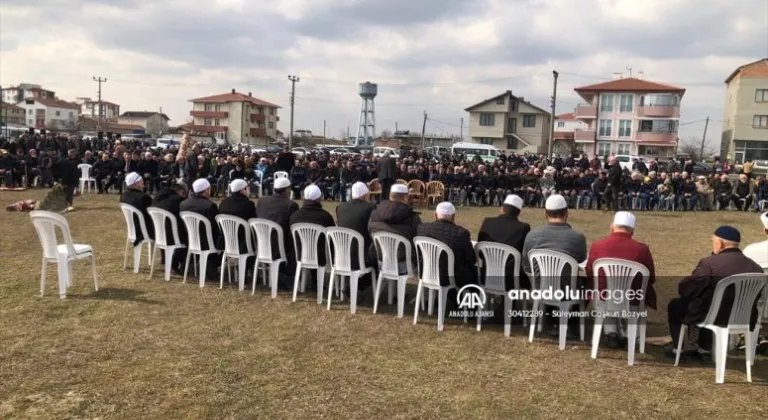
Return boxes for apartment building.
[188,89,280,144]
[76,97,121,120]
[117,111,170,137]
[721,58,768,162]
[464,90,551,154]
[1,103,26,127]
[2,83,56,104]
[552,113,588,155]
[18,97,79,130]
[573,76,685,159]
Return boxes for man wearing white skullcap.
[289,185,336,284]
[416,201,478,289]
[337,180,376,268]
[256,172,299,287]
[119,171,154,246]
[586,211,657,347]
[218,178,257,228]
[743,212,768,267]
[368,180,422,276]
[478,194,532,292]
[180,178,221,282]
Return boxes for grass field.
[1,190,767,420]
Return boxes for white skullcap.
[545,194,568,211]
[761,212,768,230]
[125,172,142,187]
[303,184,322,201]
[351,182,369,199]
[391,184,409,194]
[613,211,636,229]
[503,194,523,210]
[274,177,291,189]
[230,179,248,193]
[192,178,211,193]
[436,201,456,216]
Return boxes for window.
[268,121,274,129]
[619,95,633,112]
[597,142,611,156]
[270,108,275,115]
[600,94,614,112]
[55,110,60,116]
[28,119,32,125]
[69,112,73,119]
[618,120,632,137]
[506,136,517,149]
[214,104,221,111]
[618,143,631,155]
[640,94,678,107]
[755,115,768,128]
[204,103,212,111]
[639,119,677,132]
[638,146,659,155]
[495,96,505,105]
[28,109,32,115]
[756,89,768,102]
[479,113,495,126]
[204,118,212,125]
[507,118,517,133]
[557,121,565,128]
[214,119,220,126]
[522,114,536,127]
[574,143,584,152]
[479,138,494,145]
[598,119,613,137]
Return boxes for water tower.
[355,82,377,146]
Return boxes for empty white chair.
[291,223,328,304]
[674,273,768,383]
[216,215,256,291]
[413,236,458,331]
[119,203,154,274]
[30,211,98,299]
[77,163,96,193]
[475,242,521,336]
[589,258,650,366]
[372,231,414,318]
[527,249,586,350]
[326,227,374,314]
[249,218,287,298]
[147,207,187,281]
[253,170,264,197]
[180,211,223,288]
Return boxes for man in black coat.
[290,185,336,289]
[603,156,623,212]
[52,149,80,210]
[120,172,155,246]
[180,178,221,281]
[337,182,376,266]
[376,152,397,201]
[416,202,478,289]
[368,184,422,269]
[477,194,531,290]
[276,147,295,173]
[666,226,764,362]
[218,179,257,253]
[151,182,188,273]
[255,177,299,283]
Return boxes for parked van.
[373,147,398,157]
[451,142,501,162]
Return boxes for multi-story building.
[76,97,121,120]
[117,111,170,137]
[721,58,768,162]
[573,76,685,159]
[18,97,79,131]
[552,113,588,155]
[188,89,280,144]
[464,90,551,153]
[1,103,26,127]
[2,83,56,104]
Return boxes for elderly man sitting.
[416,202,478,289]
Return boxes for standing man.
[377,151,397,201]
[603,156,622,212]
[120,172,154,246]
[52,149,80,212]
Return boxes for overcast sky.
[1,0,766,147]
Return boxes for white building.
[117,111,170,137]
[551,113,588,155]
[188,89,281,144]
[721,58,768,162]
[19,97,79,131]
[76,97,121,120]
[2,83,56,104]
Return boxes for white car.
[291,147,310,158]
[330,148,357,156]
[615,155,641,171]
[151,138,176,151]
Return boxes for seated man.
[180,178,221,281]
[368,184,422,272]
[218,179,257,256]
[289,184,336,289]
[151,182,188,274]
[666,226,764,361]
[416,202,478,289]
[119,172,154,246]
[714,174,732,210]
[586,211,657,348]
[478,194,530,290]
[731,174,753,211]
[743,212,768,268]
[255,177,299,286]
[337,182,377,273]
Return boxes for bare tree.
[380,129,393,138]
[338,129,348,140]
[677,136,716,162]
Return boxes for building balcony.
[635,131,677,144]
[636,106,680,118]
[190,111,228,118]
[553,131,574,141]
[575,104,597,118]
[250,113,265,123]
[187,125,228,133]
[250,127,266,137]
[574,129,596,143]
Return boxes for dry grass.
[0,190,767,420]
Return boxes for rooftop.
[189,90,281,108]
[120,111,170,121]
[724,58,768,83]
[24,97,79,110]
[574,77,685,94]
[556,112,576,120]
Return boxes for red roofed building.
[19,97,80,130]
[552,112,588,155]
[572,76,685,159]
[188,89,281,144]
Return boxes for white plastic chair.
[119,203,154,274]
[253,170,264,197]
[527,249,587,350]
[589,258,650,366]
[413,236,458,331]
[249,218,287,298]
[326,227,374,314]
[77,163,96,193]
[30,211,98,299]
[180,211,223,288]
[372,231,415,318]
[216,215,256,291]
[291,223,328,304]
[147,207,187,281]
[475,242,521,336]
[273,171,291,198]
[674,273,768,383]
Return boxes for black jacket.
[376,155,396,181]
[416,219,478,288]
[151,187,186,245]
[255,193,299,260]
[218,193,258,253]
[337,199,376,265]
[368,200,421,265]
[52,157,80,186]
[180,195,220,251]
[478,211,531,289]
[607,163,623,187]
[289,202,336,266]
[120,188,154,246]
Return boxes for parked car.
[615,155,641,171]
[291,147,309,158]
[691,162,712,176]
[151,137,177,151]
[266,145,282,153]
[330,148,355,156]
[752,160,768,176]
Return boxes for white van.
[451,142,501,163]
[373,147,398,157]
[151,137,176,151]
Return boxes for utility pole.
[395,121,398,133]
[699,116,710,161]
[547,70,558,157]
[346,124,350,139]
[420,111,428,149]
[323,119,326,147]
[460,117,464,142]
[93,76,107,132]
[287,75,299,150]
